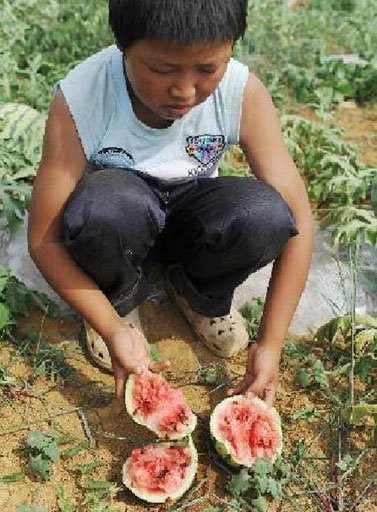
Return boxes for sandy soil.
[0,297,375,512]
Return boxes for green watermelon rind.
[125,373,197,440]
[122,436,198,504]
[210,395,283,468]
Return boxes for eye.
[198,68,217,75]
[149,67,173,75]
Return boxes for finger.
[246,374,267,398]
[264,386,276,407]
[114,370,126,399]
[149,360,171,373]
[227,378,250,396]
[134,363,149,374]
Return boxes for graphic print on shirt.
[185,135,226,165]
[91,147,135,170]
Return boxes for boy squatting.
[28,0,314,403]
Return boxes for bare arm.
[29,92,170,395]
[229,75,314,402]
[240,75,314,349]
[28,91,125,340]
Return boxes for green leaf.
[342,404,377,425]
[313,360,329,388]
[297,368,310,388]
[62,441,89,459]
[274,458,292,480]
[85,477,116,491]
[203,366,220,385]
[354,356,374,382]
[291,407,316,421]
[27,431,50,450]
[372,179,377,216]
[251,495,268,512]
[73,461,105,475]
[41,441,60,463]
[16,506,47,512]
[267,478,283,499]
[354,329,377,354]
[336,454,357,473]
[0,302,13,331]
[27,431,60,460]
[255,474,268,494]
[56,485,76,512]
[0,471,25,483]
[28,454,52,481]
[252,458,273,477]
[148,345,164,362]
[227,469,251,496]
[0,267,10,294]
[240,299,264,340]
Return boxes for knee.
[235,181,298,263]
[63,170,125,241]
[254,181,297,235]
[63,169,165,252]
[234,180,296,233]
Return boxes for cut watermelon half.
[122,437,198,503]
[210,395,282,467]
[125,371,197,439]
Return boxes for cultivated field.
[0,1,376,511]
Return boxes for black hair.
[109,0,248,51]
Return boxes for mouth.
[163,105,193,117]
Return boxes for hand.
[106,322,170,399]
[227,341,281,406]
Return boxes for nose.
[169,77,196,102]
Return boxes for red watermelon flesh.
[133,372,192,434]
[127,444,192,495]
[218,399,279,463]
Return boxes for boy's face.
[124,39,233,128]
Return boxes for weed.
[16,506,47,512]
[283,56,377,112]
[0,471,25,483]
[238,0,377,91]
[239,299,265,341]
[149,345,164,362]
[18,430,61,481]
[56,485,76,512]
[4,326,77,384]
[0,266,58,335]
[1,1,112,110]
[81,477,120,512]
[73,461,106,475]
[0,103,46,230]
[281,115,377,247]
[0,364,15,386]
[62,441,90,460]
[224,458,291,512]
[32,343,76,383]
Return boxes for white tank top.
[55,45,249,182]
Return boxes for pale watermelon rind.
[210,395,283,468]
[125,373,197,440]
[122,436,198,504]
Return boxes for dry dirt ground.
[0,105,376,512]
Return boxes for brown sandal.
[84,307,147,372]
[165,268,249,358]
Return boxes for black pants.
[63,168,298,317]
